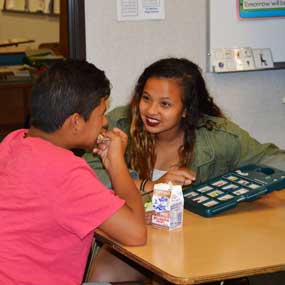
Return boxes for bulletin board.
[208,0,285,72]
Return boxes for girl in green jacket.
[86,57,285,194]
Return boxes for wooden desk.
[95,190,285,284]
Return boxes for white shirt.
[152,169,167,181]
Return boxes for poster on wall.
[53,0,59,14]
[117,0,165,21]
[2,0,58,15]
[238,0,285,19]
[29,0,52,14]
[4,0,25,11]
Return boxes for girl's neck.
[154,129,184,171]
[156,128,184,145]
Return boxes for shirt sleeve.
[227,120,285,171]
[53,164,125,239]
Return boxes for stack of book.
[0,65,32,83]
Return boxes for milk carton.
[151,182,184,230]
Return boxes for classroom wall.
[0,11,59,47]
[85,0,285,149]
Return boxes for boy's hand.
[93,128,128,170]
[155,167,196,186]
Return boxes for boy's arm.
[98,167,147,246]
[95,128,146,246]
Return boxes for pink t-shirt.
[0,129,125,285]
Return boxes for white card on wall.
[212,47,256,73]
[117,0,165,21]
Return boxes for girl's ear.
[182,109,187,118]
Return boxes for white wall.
[85,0,285,149]
[85,0,207,106]
[207,70,285,148]
[0,12,59,48]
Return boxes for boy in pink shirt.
[0,60,146,285]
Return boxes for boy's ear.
[182,108,187,118]
[69,113,83,134]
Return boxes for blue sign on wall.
[238,0,285,18]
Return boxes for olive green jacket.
[83,106,285,187]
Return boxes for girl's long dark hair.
[130,58,224,179]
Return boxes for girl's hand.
[155,167,196,186]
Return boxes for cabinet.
[0,80,33,137]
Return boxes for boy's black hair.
[30,59,110,133]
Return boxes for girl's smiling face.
[139,77,186,138]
